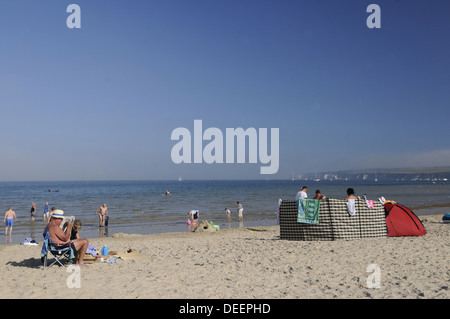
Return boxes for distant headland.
[293,166,450,183]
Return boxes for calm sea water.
[1,180,449,244]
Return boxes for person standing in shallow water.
[225,208,231,219]
[4,207,16,236]
[237,201,243,221]
[30,202,36,221]
[95,204,108,227]
[43,202,50,223]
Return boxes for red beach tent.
[384,202,427,236]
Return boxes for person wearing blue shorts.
[4,207,16,236]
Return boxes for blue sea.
[1,180,449,245]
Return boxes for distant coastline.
[294,166,450,183]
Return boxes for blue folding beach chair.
[40,230,75,269]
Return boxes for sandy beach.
[0,214,448,299]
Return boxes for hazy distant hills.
[295,167,450,183]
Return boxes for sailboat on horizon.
[314,171,320,182]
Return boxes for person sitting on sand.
[48,210,89,267]
[313,190,326,200]
[70,219,83,240]
[95,204,108,227]
[68,219,107,262]
[4,207,16,236]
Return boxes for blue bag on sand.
[443,213,450,223]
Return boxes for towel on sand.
[21,237,38,245]
[297,199,320,224]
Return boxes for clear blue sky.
[0,0,449,181]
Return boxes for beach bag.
[443,213,450,223]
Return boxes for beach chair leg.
[54,254,65,267]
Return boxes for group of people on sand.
[43,205,110,267]
[295,186,358,201]
[44,203,112,266]
[187,201,245,226]
[44,209,90,267]
[295,186,327,201]
[43,209,108,267]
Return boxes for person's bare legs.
[5,226,12,236]
[72,239,89,267]
[99,214,105,227]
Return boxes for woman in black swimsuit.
[30,202,36,221]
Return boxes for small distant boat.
[178,176,182,181]
[314,172,320,182]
